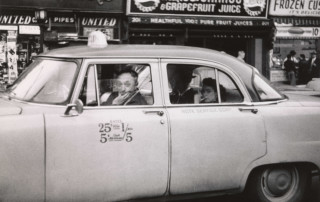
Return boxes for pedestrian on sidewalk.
[309,51,320,79]
[298,54,309,84]
[237,50,246,63]
[284,50,298,86]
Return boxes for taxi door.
[44,59,169,201]
[161,59,267,194]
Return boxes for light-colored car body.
[0,42,320,202]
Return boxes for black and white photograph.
[0,0,320,201]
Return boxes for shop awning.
[272,17,320,27]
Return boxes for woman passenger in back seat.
[200,78,226,103]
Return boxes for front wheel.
[246,165,311,202]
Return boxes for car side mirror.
[63,99,84,117]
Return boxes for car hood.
[0,97,22,116]
[284,92,320,107]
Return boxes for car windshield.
[6,58,79,105]
[253,71,286,101]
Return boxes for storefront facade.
[269,0,320,82]
[0,0,124,84]
[126,0,273,76]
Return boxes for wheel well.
[244,162,319,190]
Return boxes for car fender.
[0,114,45,202]
[238,104,320,192]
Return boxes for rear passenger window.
[253,72,284,101]
[166,64,243,104]
[218,70,244,103]
[79,64,153,106]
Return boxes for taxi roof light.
[87,30,108,48]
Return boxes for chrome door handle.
[143,110,164,116]
[239,108,258,114]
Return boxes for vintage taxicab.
[1,31,320,202]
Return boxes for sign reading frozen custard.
[270,0,320,16]
[127,0,268,18]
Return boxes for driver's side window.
[79,63,153,106]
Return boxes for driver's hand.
[112,92,133,105]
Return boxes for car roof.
[39,44,258,101]
[41,44,252,76]
[42,44,223,60]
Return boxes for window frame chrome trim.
[160,58,251,106]
[94,64,100,106]
[73,58,162,108]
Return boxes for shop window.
[1,31,40,85]
[272,39,317,70]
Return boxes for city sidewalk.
[271,81,312,91]
[271,80,320,96]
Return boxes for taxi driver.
[102,69,147,105]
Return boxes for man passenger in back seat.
[102,69,147,105]
[169,68,198,104]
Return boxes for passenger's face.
[116,73,136,95]
[171,76,190,93]
[201,85,217,103]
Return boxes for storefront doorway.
[185,36,258,67]
[186,37,248,57]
